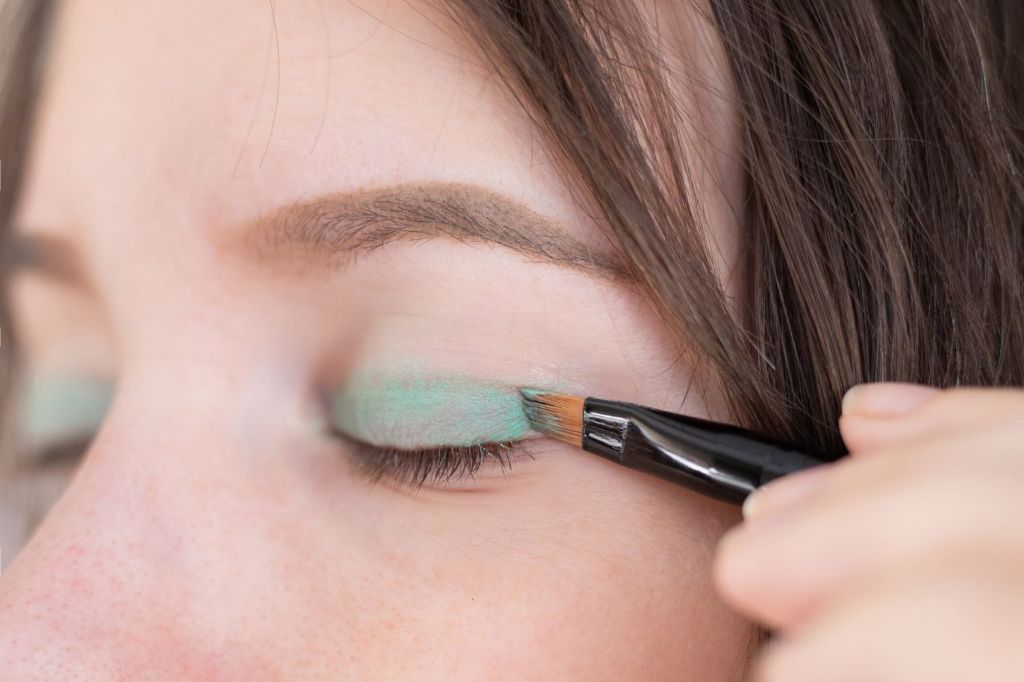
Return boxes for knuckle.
[922,387,971,413]
[885,444,934,482]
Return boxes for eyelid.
[327,374,533,451]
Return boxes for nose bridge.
[5,342,301,568]
[0,430,207,671]
[0,356,312,672]
[0,384,231,591]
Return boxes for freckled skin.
[0,0,753,679]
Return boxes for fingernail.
[841,382,940,418]
[742,464,831,521]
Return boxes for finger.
[840,382,941,418]
[839,412,934,453]
[741,464,835,521]
[716,427,1024,628]
[755,560,1024,682]
[841,386,1024,454]
[748,417,1024,520]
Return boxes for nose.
[0,367,330,678]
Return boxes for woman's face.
[1,0,751,678]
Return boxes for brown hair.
[1,0,54,379]
[0,0,62,551]
[435,0,1024,456]
[4,0,1022,473]
[1,0,1022,676]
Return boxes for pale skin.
[716,383,1024,681]
[0,0,755,680]
[7,2,1016,680]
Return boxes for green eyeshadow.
[329,372,531,448]
[20,375,114,446]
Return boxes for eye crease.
[327,372,540,489]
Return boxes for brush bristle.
[519,389,584,447]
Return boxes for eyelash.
[24,430,528,490]
[25,435,94,471]
[338,435,528,489]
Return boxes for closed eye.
[22,433,94,472]
[335,432,532,490]
[21,420,535,490]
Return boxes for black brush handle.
[581,398,833,505]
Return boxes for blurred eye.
[28,433,96,470]
[17,375,114,471]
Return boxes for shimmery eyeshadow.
[329,372,531,448]
[21,376,114,446]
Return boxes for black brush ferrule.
[582,398,828,504]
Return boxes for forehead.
[15,0,743,302]
[14,0,606,248]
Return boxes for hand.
[713,383,1024,681]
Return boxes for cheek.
[283,455,752,679]
[1,408,749,680]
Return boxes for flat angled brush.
[519,390,832,504]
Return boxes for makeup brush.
[519,389,833,504]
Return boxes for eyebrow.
[6,182,629,286]
[226,182,628,281]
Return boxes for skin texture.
[715,383,1024,681]
[0,0,753,679]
